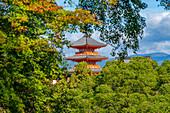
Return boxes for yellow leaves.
[3,0,101,34]
[16,26,28,33]
[2,61,12,67]
[9,12,28,33]
[16,45,29,51]
[43,48,58,52]
[101,0,118,7]
[101,0,118,5]
[53,8,100,31]
[108,0,118,5]
[80,29,87,33]
[15,0,63,13]
[19,16,28,22]
[5,37,58,55]
[0,31,6,44]
[0,38,5,44]
[58,39,62,43]
[23,0,30,4]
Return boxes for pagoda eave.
[69,35,107,48]
[68,45,106,50]
[66,58,107,62]
[66,55,108,62]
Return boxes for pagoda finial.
[85,32,89,37]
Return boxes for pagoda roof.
[66,55,108,60]
[69,35,106,48]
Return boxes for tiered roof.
[66,55,108,60]
[68,35,107,49]
[66,34,108,74]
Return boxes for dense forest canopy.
[0,0,169,112]
[58,58,169,112]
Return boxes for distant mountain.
[128,52,170,65]
[67,52,170,68]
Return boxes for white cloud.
[137,11,170,55]
[146,12,170,26]
[155,41,170,53]
[65,33,84,42]
[137,41,170,55]
[144,12,170,38]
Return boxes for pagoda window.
[91,49,94,51]
[88,62,95,64]
[79,49,83,52]
[79,49,86,52]
[79,49,94,52]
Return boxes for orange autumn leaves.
[102,0,118,5]
[16,0,63,13]
[3,0,102,34]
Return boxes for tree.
[0,0,99,112]
[157,0,170,10]
[77,0,147,57]
[53,58,169,112]
[51,62,95,112]
[95,57,169,112]
[96,57,158,112]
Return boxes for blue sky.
[58,0,170,57]
[139,0,170,55]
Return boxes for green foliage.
[78,0,147,57]
[156,0,170,10]
[0,0,98,112]
[51,62,95,112]
[0,0,169,112]
[56,58,170,112]
[99,58,169,112]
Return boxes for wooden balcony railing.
[75,51,98,55]
[87,64,100,68]
[74,64,100,68]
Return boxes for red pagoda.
[66,35,108,74]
